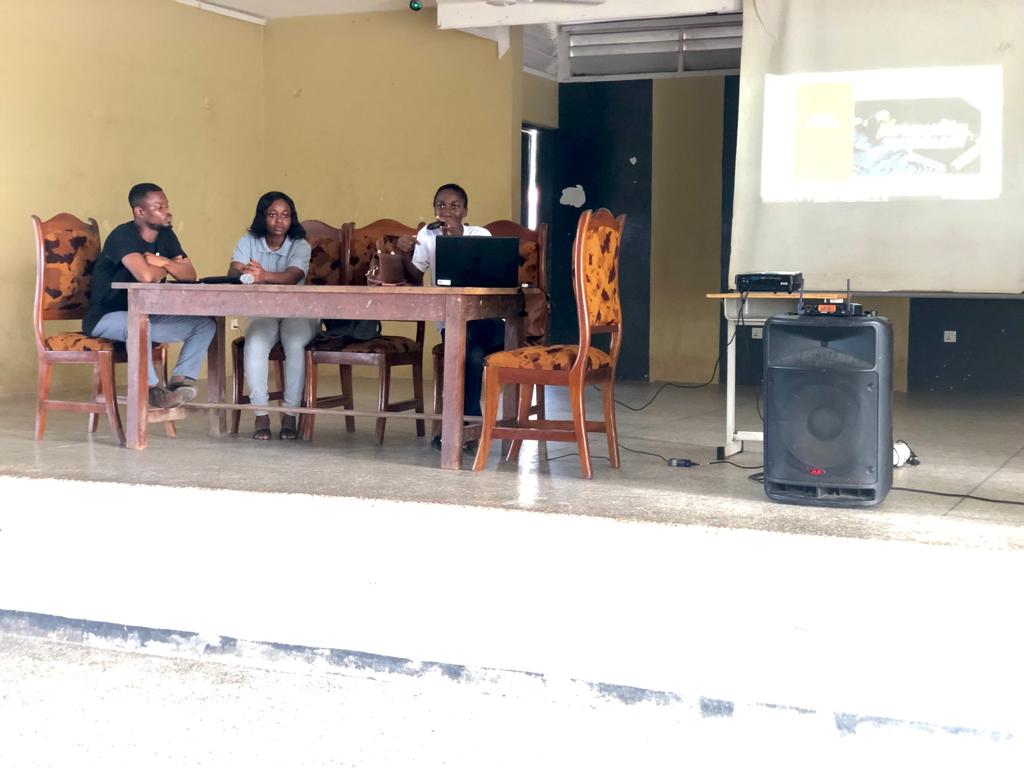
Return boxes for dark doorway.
[521,125,556,234]
[552,80,652,381]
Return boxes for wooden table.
[117,283,523,469]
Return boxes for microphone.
[426,220,446,231]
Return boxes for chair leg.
[340,365,355,433]
[412,359,425,437]
[569,378,592,479]
[535,385,547,460]
[375,361,391,445]
[432,350,444,439]
[505,384,532,463]
[473,366,501,471]
[230,341,244,435]
[88,363,101,433]
[301,351,317,441]
[35,361,52,441]
[98,352,125,446]
[602,378,620,469]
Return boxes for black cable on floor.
[709,459,763,470]
[589,290,750,413]
[594,374,720,412]
[547,443,669,464]
[892,487,1024,506]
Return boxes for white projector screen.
[730,0,1024,293]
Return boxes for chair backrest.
[302,219,347,286]
[343,219,420,286]
[572,208,626,364]
[482,219,548,290]
[33,212,102,348]
[484,219,549,340]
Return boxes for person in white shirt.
[396,183,504,450]
[229,191,319,441]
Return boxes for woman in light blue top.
[229,191,319,441]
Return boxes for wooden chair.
[430,221,549,438]
[302,219,425,444]
[32,213,175,445]
[230,220,346,434]
[473,209,625,479]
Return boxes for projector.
[735,271,804,293]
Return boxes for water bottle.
[240,273,255,285]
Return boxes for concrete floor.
[1,378,1023,763]
[3,379,1023,542]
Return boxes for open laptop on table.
[434,236,520,288]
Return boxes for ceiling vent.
[556,13,741,81]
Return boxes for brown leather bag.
[366,237,410,287]
[522,286,549,342]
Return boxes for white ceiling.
[189,0,741,80]
[198,0,738,25]
[215,0,433,18]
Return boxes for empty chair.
[473,209,625,479]
[302,219,425,444]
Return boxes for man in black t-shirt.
[85,183,216,409]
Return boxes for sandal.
[253,415,272,441]
[279,415,298,441]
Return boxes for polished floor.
[4,377,1024,546]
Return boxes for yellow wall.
[263,11,521,228]
[1,0,263,396]
[2,4,525,397]
[650,78,724,383]
[523,72,558,128]
[261,11,523,360]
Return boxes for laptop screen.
[434,236,520,288]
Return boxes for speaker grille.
[765,369,880,485]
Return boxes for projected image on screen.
[761,66,1002,203]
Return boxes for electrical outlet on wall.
[943,330,957,343]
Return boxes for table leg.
[125,306,149,450]
[441,297,468,470]
[208,316,227,436]
[719,314,743,459]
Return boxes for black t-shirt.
[84,221,186,335]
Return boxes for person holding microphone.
[395,183,502,450]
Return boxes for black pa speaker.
[763,314,893,507]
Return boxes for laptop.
[434,236,520,288]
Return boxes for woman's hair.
[248,191,306,240]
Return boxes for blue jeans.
[91,311,216,387]
[243,317,320,416]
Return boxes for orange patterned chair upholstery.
[302,219,426,444]
[229,220,347,434]
[473,209,625,479]
[32,213,174,445]
[430,220,549,438]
